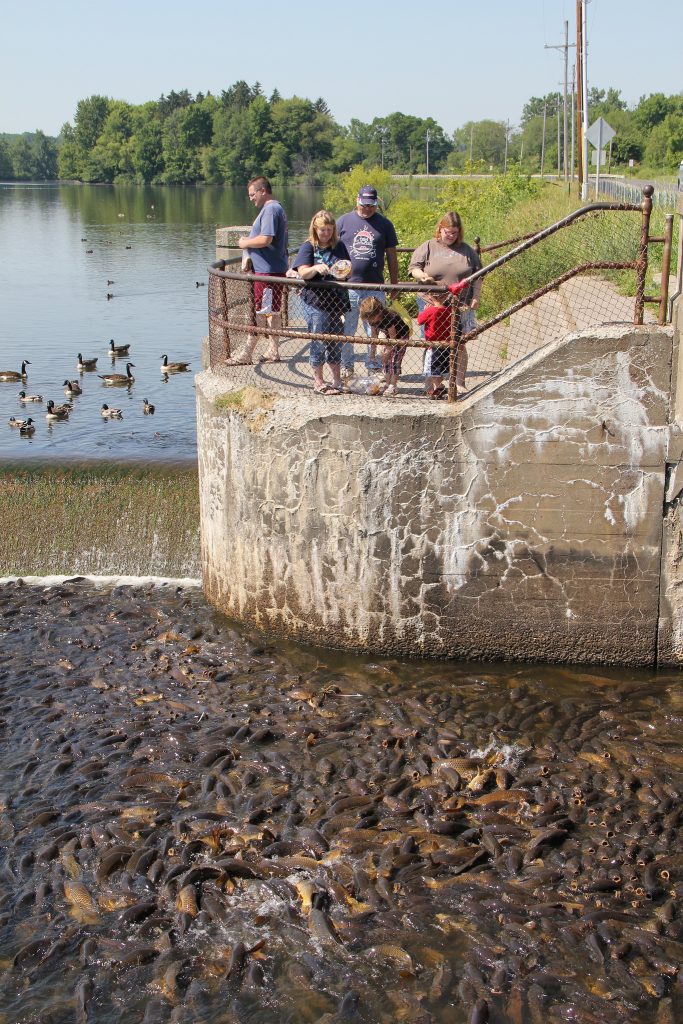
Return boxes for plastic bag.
[345,375,386,395]
[257,287,273,315]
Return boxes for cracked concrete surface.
[197,323,682,665]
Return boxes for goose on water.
[18,391,43,403]
[45,400,70,420]
[20,419,36,436]
[77,353,98,370]
[101,404,123,419]
[143,399,155,415]
[109,339,130,356]
[63,379,83,397]
[98,362,135,385]
[160,354,191,373]
[0,361,31,382]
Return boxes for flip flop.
[313,384,341,396]
[226,357,254,366]
[258,354,281,364]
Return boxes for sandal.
[313,383,341,396]
[258,353,281,364]
[430,385,447,400]
[226,356,254,366]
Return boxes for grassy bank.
[0,463,200,578]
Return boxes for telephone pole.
[425,129,431,176]
[545,19,574,181]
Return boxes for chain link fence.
[208,193,671,402]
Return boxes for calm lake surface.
[0,183,324,464]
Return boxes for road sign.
[591,150,608,165]
[586,117,615,148]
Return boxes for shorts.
[429,345,451,378]
[253,273,284,313]
[382,344,406,376]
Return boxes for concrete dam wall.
[197,321,683,667]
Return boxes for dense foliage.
[1,82,681,183]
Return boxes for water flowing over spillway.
[1,577,681,1023]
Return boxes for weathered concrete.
[197,321,682,665]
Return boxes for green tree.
[131,104,164,183]
[10,136,34,179]
[31,130,58,179]
[0,139,13,179]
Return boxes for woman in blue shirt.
[293,211,350,395]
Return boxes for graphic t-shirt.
[336,211,398,284]
[292,240,351,311]
[248,200,289,274]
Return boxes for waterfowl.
[109,340,130,356]
[98,362,135,385]
[195,281,205,287]
[101,404,123,419]
[106,292,114,300]
[19,419,35,436]
[160,354,191,373]
[77,353,98,370]
[107,279,115,285]
[45,400,70,420]
[63,379,82,397]
[0,361,31,382]
[143,399,155,415]
[18,391,43,403]
[9,416,29,428]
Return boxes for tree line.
[0,82,681,184]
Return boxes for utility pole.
[545,19,574,181]
[540,102,547,178]
[576,0,583,192]
[570,65,576,182]
[377,126,388,170]
[425,129,431,176]
[469,123,474,165]
[557,99,561,178]
[504,120,509,173]
[580,0,590,200]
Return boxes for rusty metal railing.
[207,187,672,403]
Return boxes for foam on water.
[0,573,201,588]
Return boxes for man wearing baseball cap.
[336,185,399,376]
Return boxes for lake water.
[0,183,324,464]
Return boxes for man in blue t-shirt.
[336,185,398,375]
[228,176,289,364]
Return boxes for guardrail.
[207,188,672,404]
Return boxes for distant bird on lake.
[160,354,191,373]
[109,340,130,357]
[77,353,98,370]
[99,362,135,385]
[0,361,31,382]
[45,401,70,420]
[143,399,155,415]
[106,292,114,300]
[125,245,132,250]
[18,391,43,403]
[107,280,115,285]
[9,416,30,428]
[20,419,36,436]
[196,281,205,287]
[63,379,82,397]
[86,249,94,254]
[101,404,123,419]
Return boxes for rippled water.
[1,577,681,1024]
[0,183,322,463]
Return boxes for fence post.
[448,296,462,403]
[659,214,674,326]
[634,185,654,325]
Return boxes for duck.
[101,404,123,419]
[108,339,130,357]
[0,360,31,382]
[98,362,135,385]
[9,416,30,428]
[18,391,43,403]
[143,399,155,415]
[160,354,191,373]
[106,293,114,300]
[20,419,36,436]
[45,400,70,420]
[63,379,82,397]
[77,353,98,370]
[107,279,115,285]
[195,281,205,287]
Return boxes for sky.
[1,0,681,138]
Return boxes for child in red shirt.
[417,293,452,399]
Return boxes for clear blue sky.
[1,0,681,137]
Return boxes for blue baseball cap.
[357,186,378,206]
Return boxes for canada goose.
[20,419,36,436]
[77,353,98,370]
[9,416,29,428]
[109,340,130,356]
[45,400,70,420]
[18,391,43,403]
[98,362,135,385]
[160,354,191,373]
[0,360,31,382]
[63,379,82,397]
[143,399,155,415]
[101,404,123,419]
